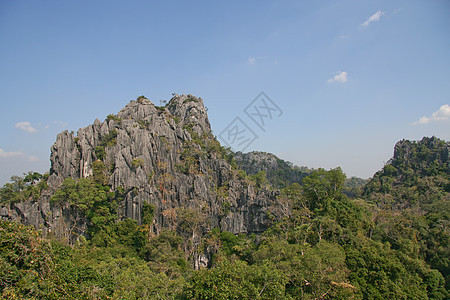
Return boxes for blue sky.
[1,0,449,185]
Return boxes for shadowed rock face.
[3,94,280,241]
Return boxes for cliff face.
[2,95,279,242]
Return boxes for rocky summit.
[2,94,280,243]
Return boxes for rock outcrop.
[363,136,450,207]
[2,94,280,243]
[391,136,450,174]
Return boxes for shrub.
[106,114,122,123]
[132,158,144,169]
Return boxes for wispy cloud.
[247,56,256,65]
[41,120,69,130]
[0,148,40,162]
[0,149,24,158]
[327,71,348,84]
[412,104,450,125]
[360,11,384,30]
[28,155,39,162]
[14,121,38,133]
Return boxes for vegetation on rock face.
[106,113,122,124]
[136,95,148,103]
[94,129,118,161]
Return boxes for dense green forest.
[1,138,449,299]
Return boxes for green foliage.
[51,177,121,246]
[0,221,108,299]
[343,176,368,198]
[142,202,155,226]
[302,167,346,211]
[106,113,122,123]
[182,258,288,299]
[136,95,147,103]
[143,230,188,277]
[0,172,48,205]
[250,170,267,189]
[345,237,434,299]
[177,129,212,174]
[94,145,106,161]
[131,158,144,169]
[92,160,108,185]
[362,137,449,291]
[94,129,118,160]
[183,97,199,104]
[172,116,180,124]
[258,166,447,299]
[181,123,234,166]
[138,119,150,129]
[104,129,118,147]
[177,207,208,241]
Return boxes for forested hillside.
[0,96,448,299]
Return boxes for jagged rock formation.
[2,95,280,243]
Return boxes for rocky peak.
[6,94,281,244]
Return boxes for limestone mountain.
[1,95,280,244]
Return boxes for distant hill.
[233,151,313,189]
[234,151,368,197]
[364,136,450,210]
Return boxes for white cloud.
[14,121,38,133]
[0,149,40,162]
[412,104,450,125]
[327,71,348,84]
[27,155,39,162]
[40,120,69,130]
[360,10,384,29]
[0,149,25,158]
[247,56,256,65]
[52,120,69,128]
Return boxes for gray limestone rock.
[2,94,282,248]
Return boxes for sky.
[0,0,449,185]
